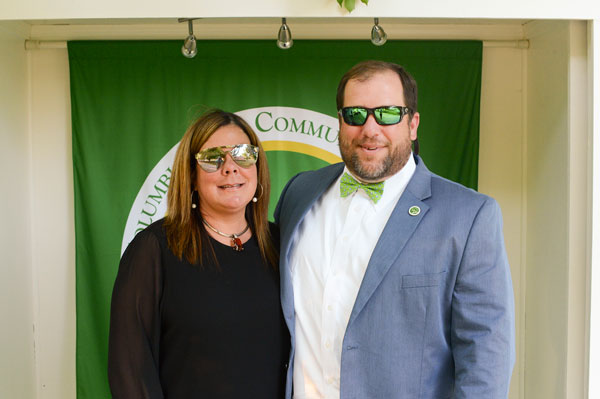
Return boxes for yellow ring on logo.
[262,141,342,164]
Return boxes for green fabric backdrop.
[69,40,482,398]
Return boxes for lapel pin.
[408,206,421,216]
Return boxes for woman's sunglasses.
[195,144,259,173]
[339,106,411,126]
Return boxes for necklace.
[202,219,249,252]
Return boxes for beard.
[339,135,413,182]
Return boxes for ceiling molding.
[28,18,525,41]
[0,20,31,39]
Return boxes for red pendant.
[231,237,243,251]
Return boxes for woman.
[108,109,289,398]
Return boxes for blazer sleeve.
[451,197,515,398]
[108,230,164,399]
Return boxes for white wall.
[0,21,36,399]
[29,47,75,399]
[589,19,600,399]
[566,20,589,399]
[524,20,569,398]
[524,19,590,398]
[478,45,525,399]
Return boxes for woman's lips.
[218,183,244,189]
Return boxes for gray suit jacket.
[274,155,515,399]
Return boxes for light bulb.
[277,18,293,49]
[371,18,387,46]
[181,35,197,58]
[182,20,197,58]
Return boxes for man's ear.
[409,112,420,141]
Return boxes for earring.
[191,191,197,209]
[252,183,263,203]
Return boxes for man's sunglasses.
[195,144,259,173]
[339,106,411,126]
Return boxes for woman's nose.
[221,153,238,174]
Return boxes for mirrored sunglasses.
[195,144,259,173]
[339,106,411,126]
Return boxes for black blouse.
[108,220,289,398]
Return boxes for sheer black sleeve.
[269,222,281,253]
[108,228,164,399]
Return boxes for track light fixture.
[371,18,387,46]
[277,18,293,49]
[180,19,197,58]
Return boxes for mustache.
[354,139,389,147]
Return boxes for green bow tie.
[340,172,385,203]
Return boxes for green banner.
[69,40,482,398]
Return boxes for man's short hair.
[336,60,418,116]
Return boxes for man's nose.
[360,114,381,137]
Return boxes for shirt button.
[327,376,334,384]
[327,304,333,311]
[325,340,331,349]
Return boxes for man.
[274,60,515,399]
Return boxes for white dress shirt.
[289,155,416,399]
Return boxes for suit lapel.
[347,156,432,327]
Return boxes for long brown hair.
[164,109,277,268]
